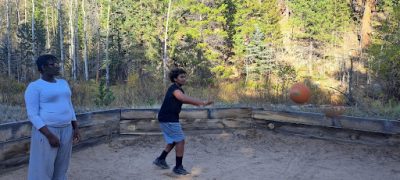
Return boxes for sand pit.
[1,129,400,180]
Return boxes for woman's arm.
[64,80,80,143]
[24,83,46,129]
[25,83,60,147]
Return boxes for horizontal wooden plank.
[119,118,254,134]
[180,109,209,119]
[210,108,252,119]
[0,138,30,162]
[253,110,400,134]
[120,119,160,134]
[0,122,31,144]
[120,109,158,120]
[77,109,121,127]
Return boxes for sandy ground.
[1,129,400,180]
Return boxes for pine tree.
[288,0,350,43]
[368,2,400,99]
[232,0,281,81]
[95,78,115,106]
[245,27,276,83]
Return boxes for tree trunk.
[25,0,27,23]
[74,0,79,80]
[45,0,51,49]
[69,0,76,80]
[308,40,313,75]
[15,0,21,23]
[163,0,172,87]
[347,56,356,105]
[32,0,37,68]
[96,29,100,83]
[15,0,22,81]
[58,0,65,76]
[105,1,111,87]
[360,0,375,49]
[51,0,56,40]
[6,0,12,78]
[82,0,89,81]
[95,4,101,83]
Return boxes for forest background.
[0,0,399,123]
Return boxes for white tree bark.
[45,0,51,49]
[15,0,21,23]
[24,0,27,23]
[15,0,22,81]
[31,0,36,66]
[57,0,65,75]
[6,0,12,78]
[105,0,111,86]
[163,0,172,87]
[51,0,56,39]
[69,0,76,80]
[82,0,89,81]
[74,0,79,80]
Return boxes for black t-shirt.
[158,84,184,122]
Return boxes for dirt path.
[2,129,400,180]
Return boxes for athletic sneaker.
[173,165,190,175]
[153,158,170,169]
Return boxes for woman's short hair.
[36,54,58,72]
[169,68,186,82]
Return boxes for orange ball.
[289,83,311,104]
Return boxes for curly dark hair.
[36,54,58,73]
[169,68,186,82]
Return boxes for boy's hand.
[203,100,214,106]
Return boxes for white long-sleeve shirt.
[24,78,77,129]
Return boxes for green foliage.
[1,0,400,121]
[369,3,400,100]
[169,0,227,80]
[0,77,26,105]
[95,79,115,106]
[232,0,281,59]
[211,65,235,79]
[275,63,296,83]
[105,0,165,80]
[16,21,47,59]
[245,27,277,81]
[288,0,351,43]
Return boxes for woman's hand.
[39,126,60,147]
[46,133,60,147]
[73,128,81,144]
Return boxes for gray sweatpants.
[28,124,73,180]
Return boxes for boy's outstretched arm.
[173,90,213,106]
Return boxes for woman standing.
[25,54,80,180]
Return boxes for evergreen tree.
[169,0,228,83]
[369,2,400,100]
[288,0,351,43]
[232,0,281,80]
[245,27,276,82]
[95,78,115,106]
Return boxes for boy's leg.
[159,142,176,160]
[173,140,189,175]
[52,125,73,180]
[164,142,176,153]
[28,127,58,180]
[175,140,185,167]
[154,143,176,169]
[175,140,184,158]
